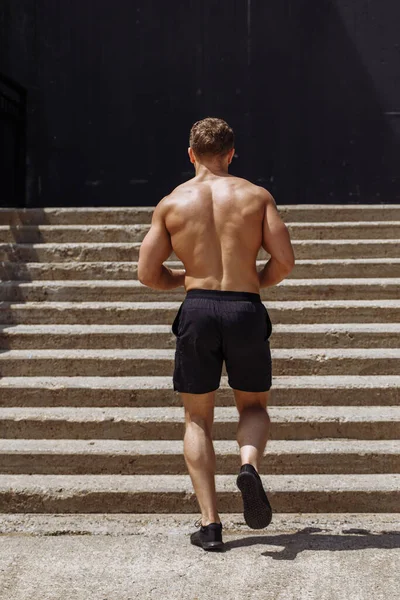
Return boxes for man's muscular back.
[137,117,295,292]
[164,174,266,293]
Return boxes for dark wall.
[1,0,399,207]
[0,72,27,206]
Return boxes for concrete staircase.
[0,205,399,514]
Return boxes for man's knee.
[234,390,269,414]
[182,392,215,430]
[184,413,214,438]
[238,406,271,429]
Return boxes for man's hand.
[150,265,186,290]
[138,199,186,290]
[258,258,293,288]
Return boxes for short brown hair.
[189,117,234,156]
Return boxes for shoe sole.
[236,471,273,529]
[191,539,225,552]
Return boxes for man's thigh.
[222,302,272,393]
[173,300,223,395]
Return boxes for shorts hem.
[174,384,220,395]
[228,381,272,393]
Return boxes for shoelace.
[194,518,222,529]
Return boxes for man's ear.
[188,147,196,164]
[228,148,235,164]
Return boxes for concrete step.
[0,406,398,440]
[0,207,155,226]
[1,278,399,302]
[1,375,398,407]
[0,439,399,475]
[1,240,400,262]
[1,323,400,350]
[0,348,399,377]
[1,300,399,325]
[1,205,400,225]
[2,222,400,243]
[1,205,398,519]
[2,258,400,281]
[0,225,151,244]
[0,473,398,512]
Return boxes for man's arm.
[137,199,185,290]
[258,190,295,288]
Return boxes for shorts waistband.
[185,289,262,302]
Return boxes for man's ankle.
[202,519,221,527]
[241,462,259,472]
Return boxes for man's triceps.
[137,201,174,285]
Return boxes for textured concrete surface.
[0,300,400,325]
[1,439,399,475]
[1,347,400,377]
[0,514,399,600]
[2,221,400,243]
[0,205,399,526]
[1,375,399,407]
[1,203,400,223]
[1,259,399,283]
[0,206,156,225]
[2,258,400,281]
[1,239,400,264]
[1,299,400,325]
[1,437,400,475]
[1,474,399,513]
[2,323,400,350]
[1,405,399,440]
[1,277,400,302]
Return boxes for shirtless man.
[138,117,295,551]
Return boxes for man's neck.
[194,162,229,178]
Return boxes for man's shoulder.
[160,181,210,211]
[226,174,269,191]
[153,184,195,218]
[255,185,274,203]
[157,178,274,208]
[231,177,274,203]
[165,179,198,199]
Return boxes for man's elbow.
[138,273,156,288]
[138,274,151,287]
[280,255,295,275]
[286,256,296,273]
[137,266,154,287]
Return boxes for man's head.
[188,117,235,169]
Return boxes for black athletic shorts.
[171,289,273,394]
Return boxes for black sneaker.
[190,519,225,551]
[236,463,272,529]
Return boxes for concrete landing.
[0,514,398,600]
